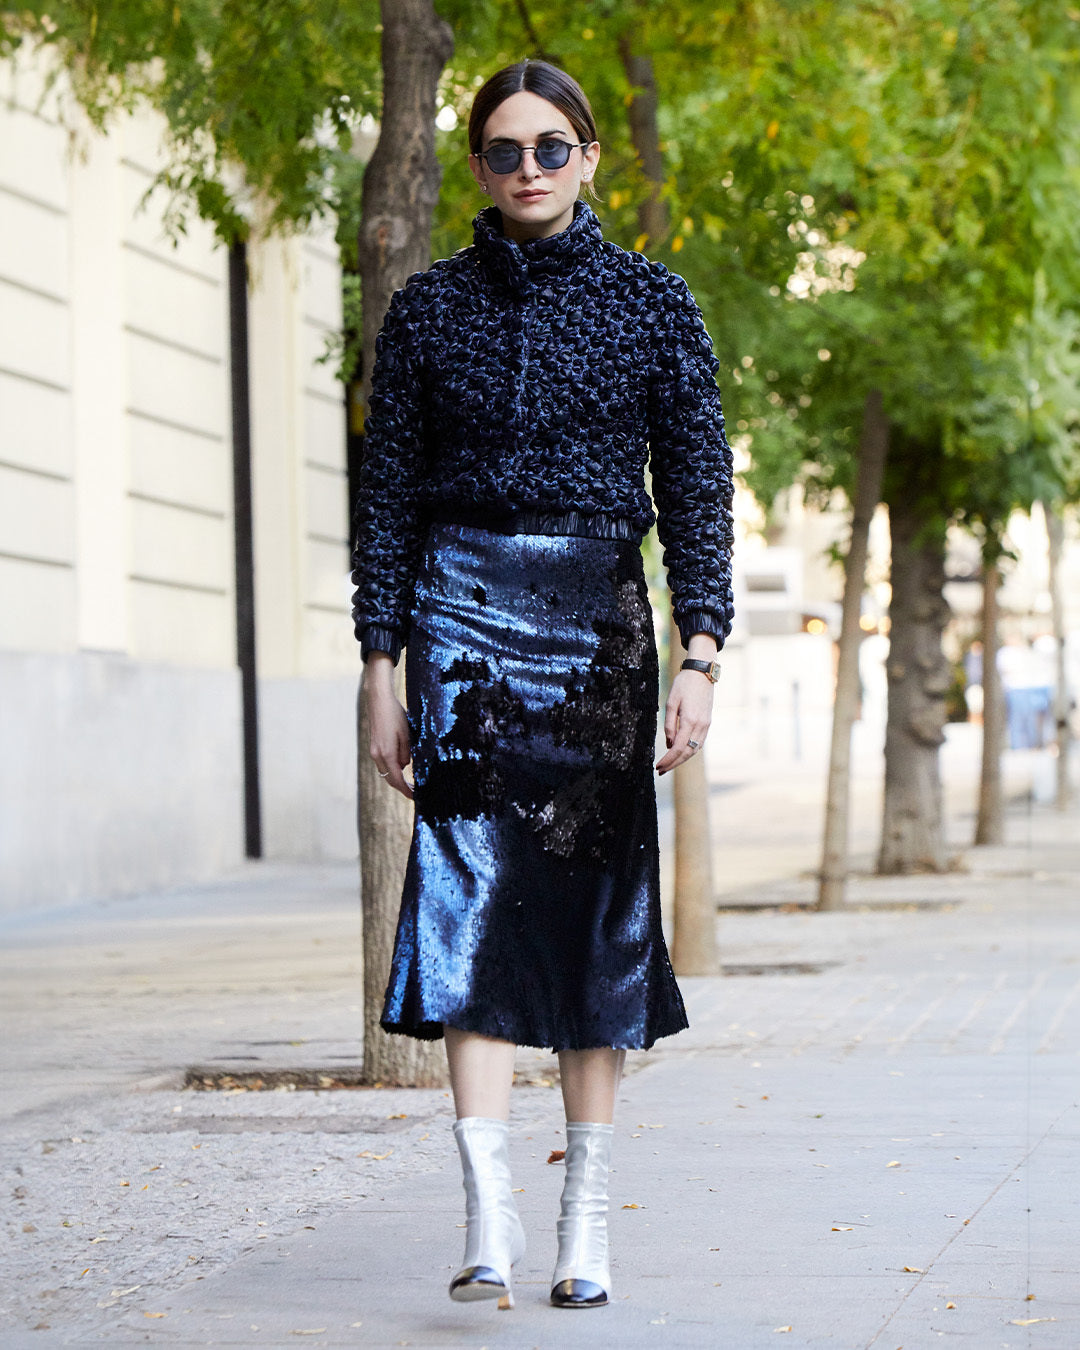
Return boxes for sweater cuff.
[360,624,403,665]
[676,607,727,652]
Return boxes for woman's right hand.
[365,653,413,799]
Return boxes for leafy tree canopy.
[2,0,383,240]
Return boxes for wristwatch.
[680,658,722,684]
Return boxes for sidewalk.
[2,742,1078,1347]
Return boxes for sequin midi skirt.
[380,522,688,1051]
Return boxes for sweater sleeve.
[647,271,735,650]
[350,283,428,664]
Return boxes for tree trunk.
[619,38,717,974]
[668,613,719,974]
[974,561,1004,845]
[817,390,888,909]
[877,487,951,873]
[356,0,452,1088]
[618,37,669,248]
[1045,502,1073,811]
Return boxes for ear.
[580,141,601,183]
[468,153,488,193]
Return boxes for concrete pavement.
[2,731,1078,1348]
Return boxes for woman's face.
[469,90,599,243]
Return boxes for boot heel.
[497,1290,514,1310]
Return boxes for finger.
[663,695,680,749]
[383,762,414,798]
[656,731,707,774]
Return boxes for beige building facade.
[0,55,360,913]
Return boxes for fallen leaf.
[832,1226,854,1232]
[622,1203,643,1209]
[512,1187,525,1193]
[144,1312,166,1319]
[387,1113,407,1120]
[774,1327,793,1334]
[1010,1318,1056,1327]
[903,1266,924,1274]
[80,1268,89,1277]
[547,1150,566,1164]
[89,1237,108,1244]
[118,1180,130,1187]
[1026,1294,1036,1301]
[886,1161,901,1168]
[946,1302,956,1309]
[290,1330,328,1336]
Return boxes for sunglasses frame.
[478,138,591,175]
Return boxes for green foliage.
[2,0,383,241]
[425,2,1080,536]
[4,0,1078,536]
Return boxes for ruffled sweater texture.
[351,201,734,663]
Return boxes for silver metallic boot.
[449,1117,526,1309]
[550,1121,614,1308]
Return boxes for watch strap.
[680,657,721,684]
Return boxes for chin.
[498,199,573,232]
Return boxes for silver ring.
[378,771,390,778]
[688,739,700,750]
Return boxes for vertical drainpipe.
[228,240,262,858]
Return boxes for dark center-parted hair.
[468,60,600,199]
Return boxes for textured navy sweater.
[351,201,734,664]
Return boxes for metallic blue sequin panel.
[380,522,688,1051]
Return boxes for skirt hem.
[379,1010,690,1054]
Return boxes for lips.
[514,190,550,202]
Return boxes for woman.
[352,59,733,1311]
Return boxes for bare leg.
[557,1047,626,1124]
[444,1026,517,1120]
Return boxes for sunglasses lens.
[484,145,520,174]
[536,140,573,170]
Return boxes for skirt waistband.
[427,506,641,542]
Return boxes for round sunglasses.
[478,138,590,175]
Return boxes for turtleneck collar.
[472,200,604,295]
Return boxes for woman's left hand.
[656,668,714,775]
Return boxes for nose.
[517,147,542,178]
